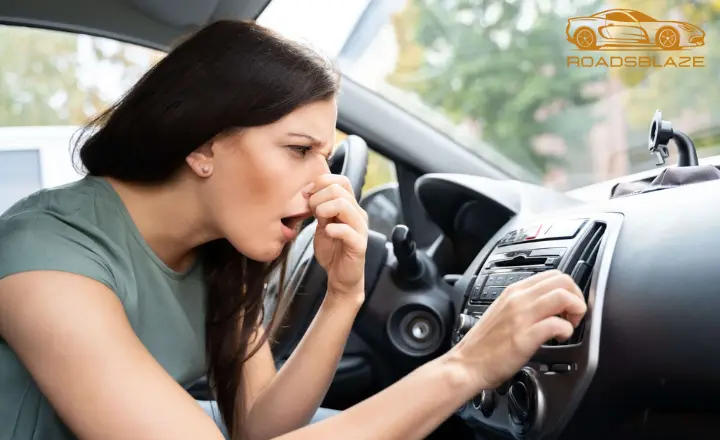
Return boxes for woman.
[0,20,586,440]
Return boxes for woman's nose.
[317,156,331,175]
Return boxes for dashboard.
[414,172,720,440]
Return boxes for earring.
[201,165,210,175]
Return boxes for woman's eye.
[289,146,312,157]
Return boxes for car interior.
[3,0,720,439]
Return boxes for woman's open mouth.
[280,212,311,240]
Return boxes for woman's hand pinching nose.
[308,174,368,305]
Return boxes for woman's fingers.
[504,268,561,291]
[323,223,366,254]
[505,271,585,329]
[311,174,355,199]
[309,183,355,211]
[314,198,367,235]
[451,270,587,390]
[530,288,587,328]
[308,175,368,222]
[309,183,349,230]
[308,175,368,234]
[526,316,576,347]
[513,270,584,303]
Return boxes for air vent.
[551,222,606,346]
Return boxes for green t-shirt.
[0,176,208,440]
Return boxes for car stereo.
[451,214,622,440]
[453,218,586,344]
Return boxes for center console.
[451,213,623,439]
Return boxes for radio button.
[550,363,572,373]
[469,284,483,301]
[545,257,559,267]
[505,274,519,284]
[515,272,532,281]
[468,305,489,315]
[489,287,503,299]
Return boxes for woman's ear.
[186,142,215,177]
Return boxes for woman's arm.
[277,352,470,440]
[0,269,584,440]
[243,294,361,439]
[0,271,226,440]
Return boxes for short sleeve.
[0,211,116,291]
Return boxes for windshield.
[259,0,718,190]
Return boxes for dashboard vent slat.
[558,222,606,346]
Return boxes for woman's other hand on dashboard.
[448,270,586,390]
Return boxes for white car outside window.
[0,126,83,213]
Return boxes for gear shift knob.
[391,225,423,281]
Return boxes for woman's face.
[190,99,338,262]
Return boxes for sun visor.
[0,0,269,49]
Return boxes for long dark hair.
[73,20,339,439]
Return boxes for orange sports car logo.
[566,9,705,51]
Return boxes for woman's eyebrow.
[287,132,321,145]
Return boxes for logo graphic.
[566,9,705,51]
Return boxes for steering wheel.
[264,135,369,360]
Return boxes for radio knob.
[473,389,497,417]
[453,313,478,335]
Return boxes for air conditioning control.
[508,381,531,428]
[507,368,545,437]
[472,389,497,417]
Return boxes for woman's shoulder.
[0,177,126,293]
[2,176,112,219]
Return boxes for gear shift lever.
[391,225,424,281]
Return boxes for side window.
[606,12,632,22]
[0,25,163,210]
[0,150,42,213]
